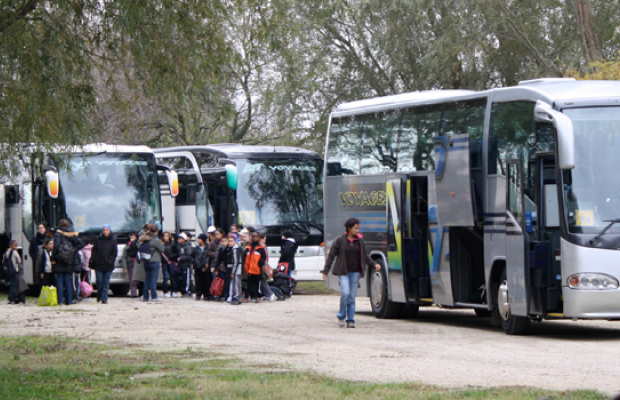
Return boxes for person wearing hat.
[193,232,210,300]
[278,231,298,277]
[176,232,194,297]
[90,224,118,304]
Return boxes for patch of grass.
[295,281,337,296]
[0,336,609,400]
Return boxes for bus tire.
[111,284,130,297]
[497,269,530,335]
[369,261,402,319]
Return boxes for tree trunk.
[573,0,603,64]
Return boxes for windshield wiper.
[589,218,620,245]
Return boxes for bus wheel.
[369,261,402,319]
[111,284,130,297]
[497,269,530,335]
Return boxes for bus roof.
[332,79,620,117]
[154,144,321,160]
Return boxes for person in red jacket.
[242,232,266,303]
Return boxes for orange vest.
[244,243,266,275]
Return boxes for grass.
[0,336,609,400]
[295,280,337,296]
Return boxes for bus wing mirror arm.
[534,101,574,170]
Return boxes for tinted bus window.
[361,111,399,174]
[327,117,362,176]
[397,106,441,172]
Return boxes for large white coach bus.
[155,144,325,281]
[0,144,177,295]
[324,78,620,334]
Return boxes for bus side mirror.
[45,170,59,199]
[166,170,179,198]
[534,101,574,170]
[225,164,238,191]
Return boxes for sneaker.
[181,293,191,298]
[338,319,345,328]
[268,294,276,302]
[164,293,171,298]
[249,298,257,303]
[101,300,108,304]
[171,293,178,298]
[346,321,355,328]
[276,297,285,301]
[203,297,210,301]
[195,296,202,301]
[231,300,242,305]
[151,298,162,302]
[140,298,149,302]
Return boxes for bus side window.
[397,106,441,172]
[360,111,399,174]
[327,117,362,176]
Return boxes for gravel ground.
[1,293,619,395]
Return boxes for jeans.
[169,265,181,294]
[270,286,284,300]
[56,272,73,305]
[143,262,160,300]
[96,270,112,302]
[9,273,25,304]
[337,272,361,323]
[126,259,139,297]
[161,262,171,294]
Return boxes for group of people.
[4,220,299,306]
[127,224,299,305]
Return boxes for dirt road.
[1,294,619,394]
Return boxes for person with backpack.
[4,240,25,305]
[29,223,50,282]
[270,265,291,301]
[278,231,298,277]
[214,233,241,304]
[52,219,84,306]
[90,224,118,304]
[139,224,165,302]
[176,232,194,297]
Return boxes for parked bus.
[154,144,325,280]
[0,144,177,296]
[323,78,620,334]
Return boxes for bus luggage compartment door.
[434,134,475,227]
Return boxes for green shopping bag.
[37,286,58,307]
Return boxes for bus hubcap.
[371,271,383,307]
[498,279,510,321]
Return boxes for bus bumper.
[562,287,620,319]
[291,255,324,281]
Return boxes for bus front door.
[504,160,530,326]
[402,175,431,302]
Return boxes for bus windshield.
[235,158,323,232]
[55,153,161,235]
[563,106,620,234]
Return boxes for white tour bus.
[324,78,620,334]
[0,144,177,296]
[155,144,324,280]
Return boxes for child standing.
[4,240,25,304]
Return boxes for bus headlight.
[567,273,619,290]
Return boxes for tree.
[0,0,228,173]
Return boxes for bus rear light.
[45,170,59,199]
[567,273,619,290]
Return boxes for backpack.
[137,241,152,263]
[56,237,75,264]
[2,250,16,279]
